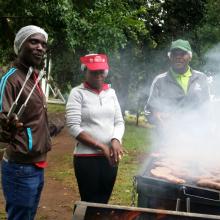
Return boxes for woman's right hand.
[76,132,116,166]
[99,143,115,166]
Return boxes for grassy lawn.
[110,122,151,206]
[47,103,65,113]
[47,121,152,207]
[46,120,152,208]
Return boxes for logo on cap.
[80,54,109,71]
[88,56,106,63]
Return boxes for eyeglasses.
[170,50,188,57]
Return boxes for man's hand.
[154,112,170,126]
[0,113,23,142]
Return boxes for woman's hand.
[111,138,124,164]
[76,132,124,166]
[99,143,115,166]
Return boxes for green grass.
[110,122,151,206]
[46,154,73,184]
[123,123,151,151]
[46,121,152,206]
[47,103,65,113]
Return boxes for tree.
[0,0,216,121]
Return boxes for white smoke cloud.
[204,43,220,99]
[142,44,220,181]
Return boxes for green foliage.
[1,0,220,114]
[1,0,153,92]
[161,0,207,39]
[65,0,151,53]
[197,0,220,50]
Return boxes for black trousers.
[73,156,118,203]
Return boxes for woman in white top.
[66,53,125,203]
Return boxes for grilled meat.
[148,153,220,191]
[150,166,186,184]
[197,178,220,190]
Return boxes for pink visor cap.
[80,54,109,71]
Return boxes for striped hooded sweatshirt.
[0,61,51,163]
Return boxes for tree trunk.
[136,111,139,126]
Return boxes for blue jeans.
[1,160,44,220]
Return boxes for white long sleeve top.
[66,83,125,155]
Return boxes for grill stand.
[73,201,220,220]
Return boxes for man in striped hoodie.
[0,25,51,220]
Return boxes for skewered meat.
[152,158,192,179]
[197,179,220,190]
[148,152,220,190]
[150,166,186,184]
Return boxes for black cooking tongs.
[7,67,46,119]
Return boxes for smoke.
[203,43,220,99]
[145,101,220,180]
[203,43,220,74]
[143,44,220,180]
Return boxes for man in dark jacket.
[144,39,210,149]
[0,25,51,220]
[145,39,210,126]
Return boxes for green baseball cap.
[170,39,192,53]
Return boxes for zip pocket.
[26,128,33,151]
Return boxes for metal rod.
[17,70,45,118]
[186,197,190,212]
[175,198,181,211]
[7,66,33,118]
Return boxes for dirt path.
[36,127,80,220]
[0,127,80,220]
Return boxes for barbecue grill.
[73,201,220,220]
[135,156,220,215]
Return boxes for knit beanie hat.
[14,25,48,55]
